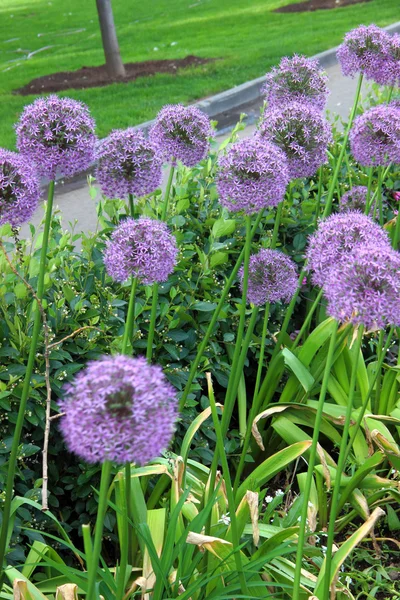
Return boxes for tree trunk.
[96,0,126,79]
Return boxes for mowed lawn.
[0,0,398,148]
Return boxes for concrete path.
[19,61,371,242]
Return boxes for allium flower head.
[216,137,289,214]
[0,149,40,227]
[306,212,391,287]
[104,216,178,284]
[339,186,368,213]
[59,355,179,465]
[262,54,329,111]
[350,104,400,167]
[239,249,298,306]
[258,102,332,179]
[324,245,400,330]
[96,129,162,200]
[149,104,213,167]
[16,95,96,179]
[337,25,390,83]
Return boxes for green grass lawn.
[0,0,398,149]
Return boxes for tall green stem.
[323,326,364,600]
[86,460,112,600]
[146,165,175,362]
[323,74,363,218]
[292,288,324,350]
[121,277,138,355]
[220,216,252,437]
[344,327,395,463]
[128,193,135,218]
[233,200,285,489]
[365,167,374,215]
[314,167,324,227]
[270,268,305,362]
[0,182,55,587]
[206,374,249,596]
[292,321,339,600]
[393,207,400,250]
[377,167,383,226]
[178,210,264,411]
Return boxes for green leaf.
[210,251,228,268]
[192,301,218,312]
[282,348,315,392]
[211,218,236,238]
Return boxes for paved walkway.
[19,61,371,242]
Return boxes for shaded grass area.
[0,0,398,148]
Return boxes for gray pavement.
[18,61,372,242]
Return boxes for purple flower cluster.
[216,137,289,214]
[104,217,178,285]
[385,34,400,87]
[240,249,298,306]
[339,185,368,213]
[0,149,40,227]
[96,129,162,200]
[16,95,96,179]
[262,54,329,111]
[325,246,400,330]
[258,102,332,179]
[337,24,391,84]
[59,355,179,465]
[306,212,391,287]
[350,104,400,167]
[149,104,213,167]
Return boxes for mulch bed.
[274,0,372,13]
[15,55,213,95]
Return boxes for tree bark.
[96,0,126,79]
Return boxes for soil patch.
[15,55,213,96]
[274,0,372,13]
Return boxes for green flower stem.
[270,268,306,363]
[220,215,252,437]
[373,330,384,413]
[115,470,129,600]
[86,460,113,600]
[377,167,383,226]
[0,181,55,587]
[121,277,138,355]
[323,325,364,600]
[393,205,400,251]
[206,374,249,597]
[129,193,135,218]
[233,302,269,493]
[233,199,285,490]
[178,210,264,412]
[344,326,395,463]
[314,167,324,227]
[292,320,339,600]
[146,164,175,362]
[322,73,363,218]
[292,288,324,350]
[364,167,374,215]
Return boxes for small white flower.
[171,41,178,46]
[153,47,159,51]
[345,576,353,586]
[275,489,284,496]
[265,495,274,504]
[321,545,327,553]
[219,513,230,525]
[308,501,314,508]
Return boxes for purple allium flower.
[262,54,329,111]
[337,24,391,84]
[149,104,213,167]
[104,216,178,285]
[215,137,289,215]
[324,245,400,330]
[59,355,179,465]
[306,212,391,287]
[0,149,40,227]
[96,129,162,200]
[16,95,96,179]
[258,102,332,179]
[239,249,298,306]
[350,104,400,167]
[383,33,400,87]
[339,185,368,213]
